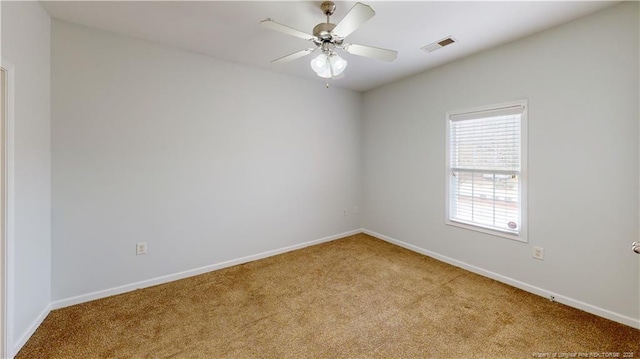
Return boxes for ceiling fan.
[260,1,397,83]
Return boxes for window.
[445,100,527,241]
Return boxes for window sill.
[445,219,527,243]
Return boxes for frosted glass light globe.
[329,54,347,76]
[310,53,329,75]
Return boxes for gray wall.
[363,2,639,324]
[51,20,363,302]
[1,1,52,355]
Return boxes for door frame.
[1,59,16,359]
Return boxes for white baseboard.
[362,229,640,329]
[51,229,362,310]
[10,303,51,358]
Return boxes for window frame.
[445,100,528,242]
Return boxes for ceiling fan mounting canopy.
[320,1,336,16]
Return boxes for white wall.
[51,20,362,302]
[0,1,52,355]
[363,2,639,325]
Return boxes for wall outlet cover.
[136,242,147,255]
[533,246,544,260]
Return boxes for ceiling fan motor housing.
[313,22,336,41]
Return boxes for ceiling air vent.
[421,36,457,53]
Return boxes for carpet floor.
[16,234,640,358]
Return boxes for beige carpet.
[17,234,640,358]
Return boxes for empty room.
[1,0,639,358]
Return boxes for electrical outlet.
[342,209,347,217]
[354,206,359,214]
[136,242,147,255]
[533,246,544,260]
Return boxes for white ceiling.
[40,1,618,92]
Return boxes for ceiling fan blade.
[332,2,375,39]
[260,18,315,41]
[271,48,315,64]
[343,43,397,62]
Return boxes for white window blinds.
[447,103,525,236]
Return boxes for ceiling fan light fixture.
[310,52,347,79]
